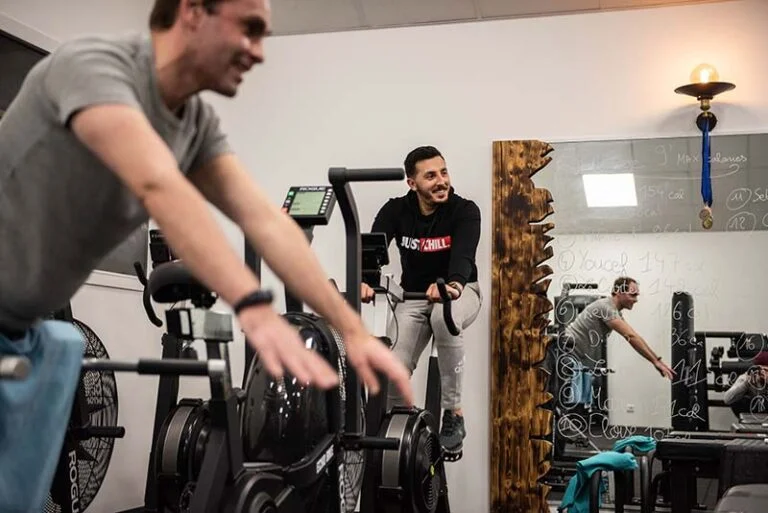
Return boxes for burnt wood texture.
[491,140,555,513]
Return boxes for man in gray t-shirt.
[561,277,675,380]
[563,296,623,364]
[0,0,414,393]
[0,2,414,509]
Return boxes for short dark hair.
[149,0,223,30]
[611,277,637,295]
[403,146,443,178]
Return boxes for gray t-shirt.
[0,33,231,330]
[563,297,623,363]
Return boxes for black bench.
[739,413,768,425]
[733,414,768,433]
[733,422,768,433]
[719,439,768,496]
[652,435,768,512]
[669,430,767,440]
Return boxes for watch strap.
[233,289,274,315]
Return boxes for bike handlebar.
[82,357,226,377]
[134,261,163,327]
[328,167,404,183]
[401,279,460,336]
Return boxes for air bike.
[271,168,456,512]
[90,167,452,513]
[359,231,463,462]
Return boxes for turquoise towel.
[0,320,85,513]
[612,435,656,454]
[559,452,638,513]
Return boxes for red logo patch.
[419,236,452,253]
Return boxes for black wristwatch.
[233,289,274,315]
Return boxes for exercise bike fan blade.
[47,319,120,513]
[375,407,446,513]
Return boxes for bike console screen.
[282,186,336,227]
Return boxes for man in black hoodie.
[361,146,482,453]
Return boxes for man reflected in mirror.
[561,277,675,385]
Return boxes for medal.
[699,205,713,230]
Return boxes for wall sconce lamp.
[675,63,735,131]
[674,63,735,229]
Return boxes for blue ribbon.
[701,118,713,207]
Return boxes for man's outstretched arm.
[723,374,750,405]
[70,104,339,390]
[606,318,675,380]
[191,153,365,332]
[72,106,258,307]
[190,153,413,403]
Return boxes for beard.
[419,185,449,205]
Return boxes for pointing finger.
[356,360,380,396]
[392,364,414,406]
[376,349,413,406]
[306,350,340,389]
[256,344,283,381]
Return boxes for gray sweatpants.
[387,282,482,410]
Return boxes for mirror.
[534,133,768,497]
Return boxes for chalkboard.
[544,133,768,234]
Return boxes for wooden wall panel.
[490,140,555,513]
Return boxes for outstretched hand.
[344,330,414,406]
[238,304,413,406]
[654,359,676,380]
[238,305,340,389]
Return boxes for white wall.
[0,0,154,41]
[4,1,768,512]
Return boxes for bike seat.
[147,261,212,304]
[656,437,726,461]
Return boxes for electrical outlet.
[626,404,635,413]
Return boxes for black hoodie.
[371,188,481,292]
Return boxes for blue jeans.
[567,362,594,407]
[0,321,85,513]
